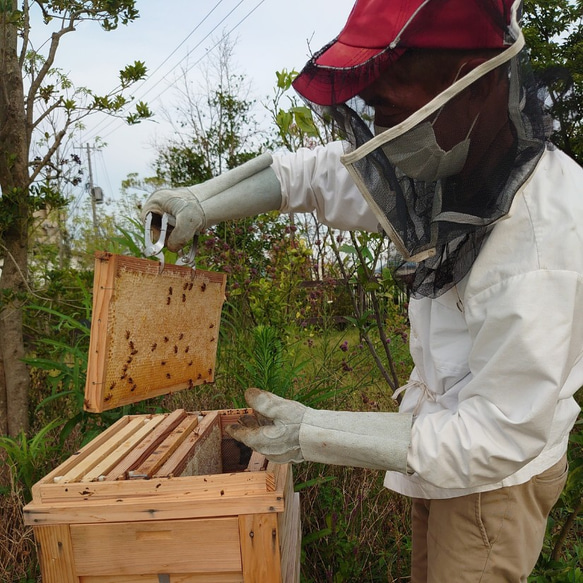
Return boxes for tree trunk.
[0,3,33,436]
[0,346,7,436]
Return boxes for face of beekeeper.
[358,49,514,180]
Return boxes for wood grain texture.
[79,574,243,583]
[24,493,285,525]
[56,417,150,484]
[31,416,130,499]
[103,409,188,481]
[238,513,282,583]
[80,415,166,483]
[155,411,222,478]
[85,252,226,412]
[131,415,200,478]
[34,524,78,583]
[35,471,274,504]
[25,410,300,583]
[71,519,241,576]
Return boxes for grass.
[1,322,581,582]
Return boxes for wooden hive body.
[24,254,301,583]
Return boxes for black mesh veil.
[305,42,547,298]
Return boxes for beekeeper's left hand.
[226,388,413,472]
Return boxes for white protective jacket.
[272,140,583,499]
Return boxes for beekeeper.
[142,0,583,580]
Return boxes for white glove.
[141,153,282,251]
[226,388,412,473]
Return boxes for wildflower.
[341,360,353,372]
[340,340,348,352]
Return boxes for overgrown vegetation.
[1,2,583,581]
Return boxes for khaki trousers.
[411,456,568,583]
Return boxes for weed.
[0,419,62,503]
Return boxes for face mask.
[374,115,478,182]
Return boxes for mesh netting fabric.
[307,47,547,298]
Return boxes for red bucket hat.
[293,0,518,105]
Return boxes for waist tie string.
[393,378,437,416]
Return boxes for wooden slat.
[71,519,241,576]
[212,408,253,433]
[103,409,188,481]
[132,415,200,478]
[246,451,267,472]
[33,471,272,504]
[280,492,301,583]
[269,460,289,494]
[34,525,78,583]
[24,493,285,526]
[80,415,166,482]
[79,573,245,583]
[84,251,116,413]
[57,417,150,484]
[85,252,226,413]
[31,416,130,499]
[154,410,221,478]
[239,513,282,583]
[80,574,243,583]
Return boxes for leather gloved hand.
[226,388,413,472]
[141,153,282,252]
[228,389,307,463]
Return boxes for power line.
[86,0,267,144]
[140,0,267,108]
[82,0,243,144]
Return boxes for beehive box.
[23,409,301,583]
[23,253,301,583]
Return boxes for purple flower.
[341,360,353,372]
[340,341,348,352]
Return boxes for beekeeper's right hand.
[141,152,282,252]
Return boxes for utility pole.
[75,144,104,234]
[86,144,98,235]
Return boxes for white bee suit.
[272,142,583,499]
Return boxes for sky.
[40,0,356,210]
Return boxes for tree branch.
[551,497,583,562]
[18,1,31,68]
[25,13,76,135]
[29,97,63,131]
[330,235,398,392]
[28,124,68,184]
